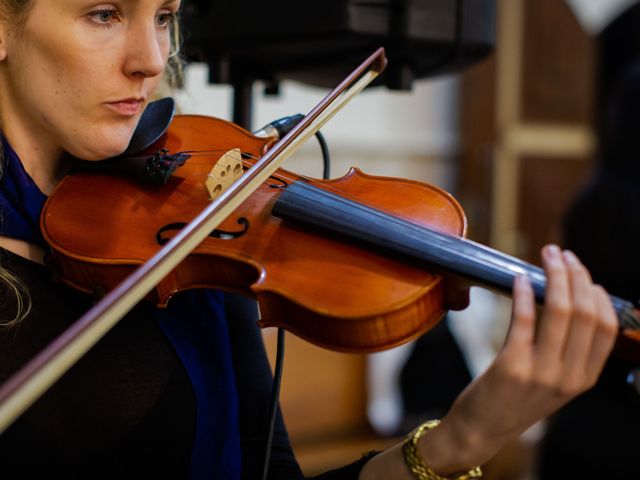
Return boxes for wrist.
[406,419,483,479]
[437,376,515,469]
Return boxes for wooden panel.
[456,55,497,245]
[516,155,593,264]
[263,330,379,474]
[520,0,595,124]
[263,330,368,440]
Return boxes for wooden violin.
[42,113,466,352]
[40,113,640,353]
[1,47,638,434]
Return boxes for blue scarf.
[0,135,241,479]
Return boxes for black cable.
[261,327,286,480]
[315,130,331,180]
[255,114,330,180]
[255,114,328,479]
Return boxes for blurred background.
[174,1,639,478]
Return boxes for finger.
[504,274,536,352]
[585,286,619,381]
[536,245,572,361]
[559,250,597,370]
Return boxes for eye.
[156,12,176,29]
[88,8,122,27]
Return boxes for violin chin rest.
[123,97,176,156]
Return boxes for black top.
[0,249,375,479]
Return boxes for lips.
[106,98,145,116]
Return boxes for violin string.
[172,149,260,161]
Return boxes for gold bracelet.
[402,419,483,480]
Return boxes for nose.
[123,20,168,79]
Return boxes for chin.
[73,129,135,161]
[73,144,129,161]
[68,143,128,162]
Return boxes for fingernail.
[563,250,578,264]
[544,244,561,258]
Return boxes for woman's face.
[0,0,180,162]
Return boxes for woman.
[0,1,620,479]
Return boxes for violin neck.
[273,181,640,331]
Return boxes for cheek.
[26,51,132,156]
[11,52,92,135]
[43,55,101,106]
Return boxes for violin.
[42,113,467,352]
[1,47,638,433]
[40,111,640,352]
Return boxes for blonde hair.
[0,1,34,327]
[0,0,32,24]
[167,14,185,90]
[0,245,30,327]
[0,0,184,327]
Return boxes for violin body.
[42,115,467,353]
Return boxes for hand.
[419,244,619,475]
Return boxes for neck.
[0,110,69,196]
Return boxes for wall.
[175,62,460,186]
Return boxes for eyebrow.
[163,0,182,8]
[124,0,182,7]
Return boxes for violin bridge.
[205,147,244,200]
